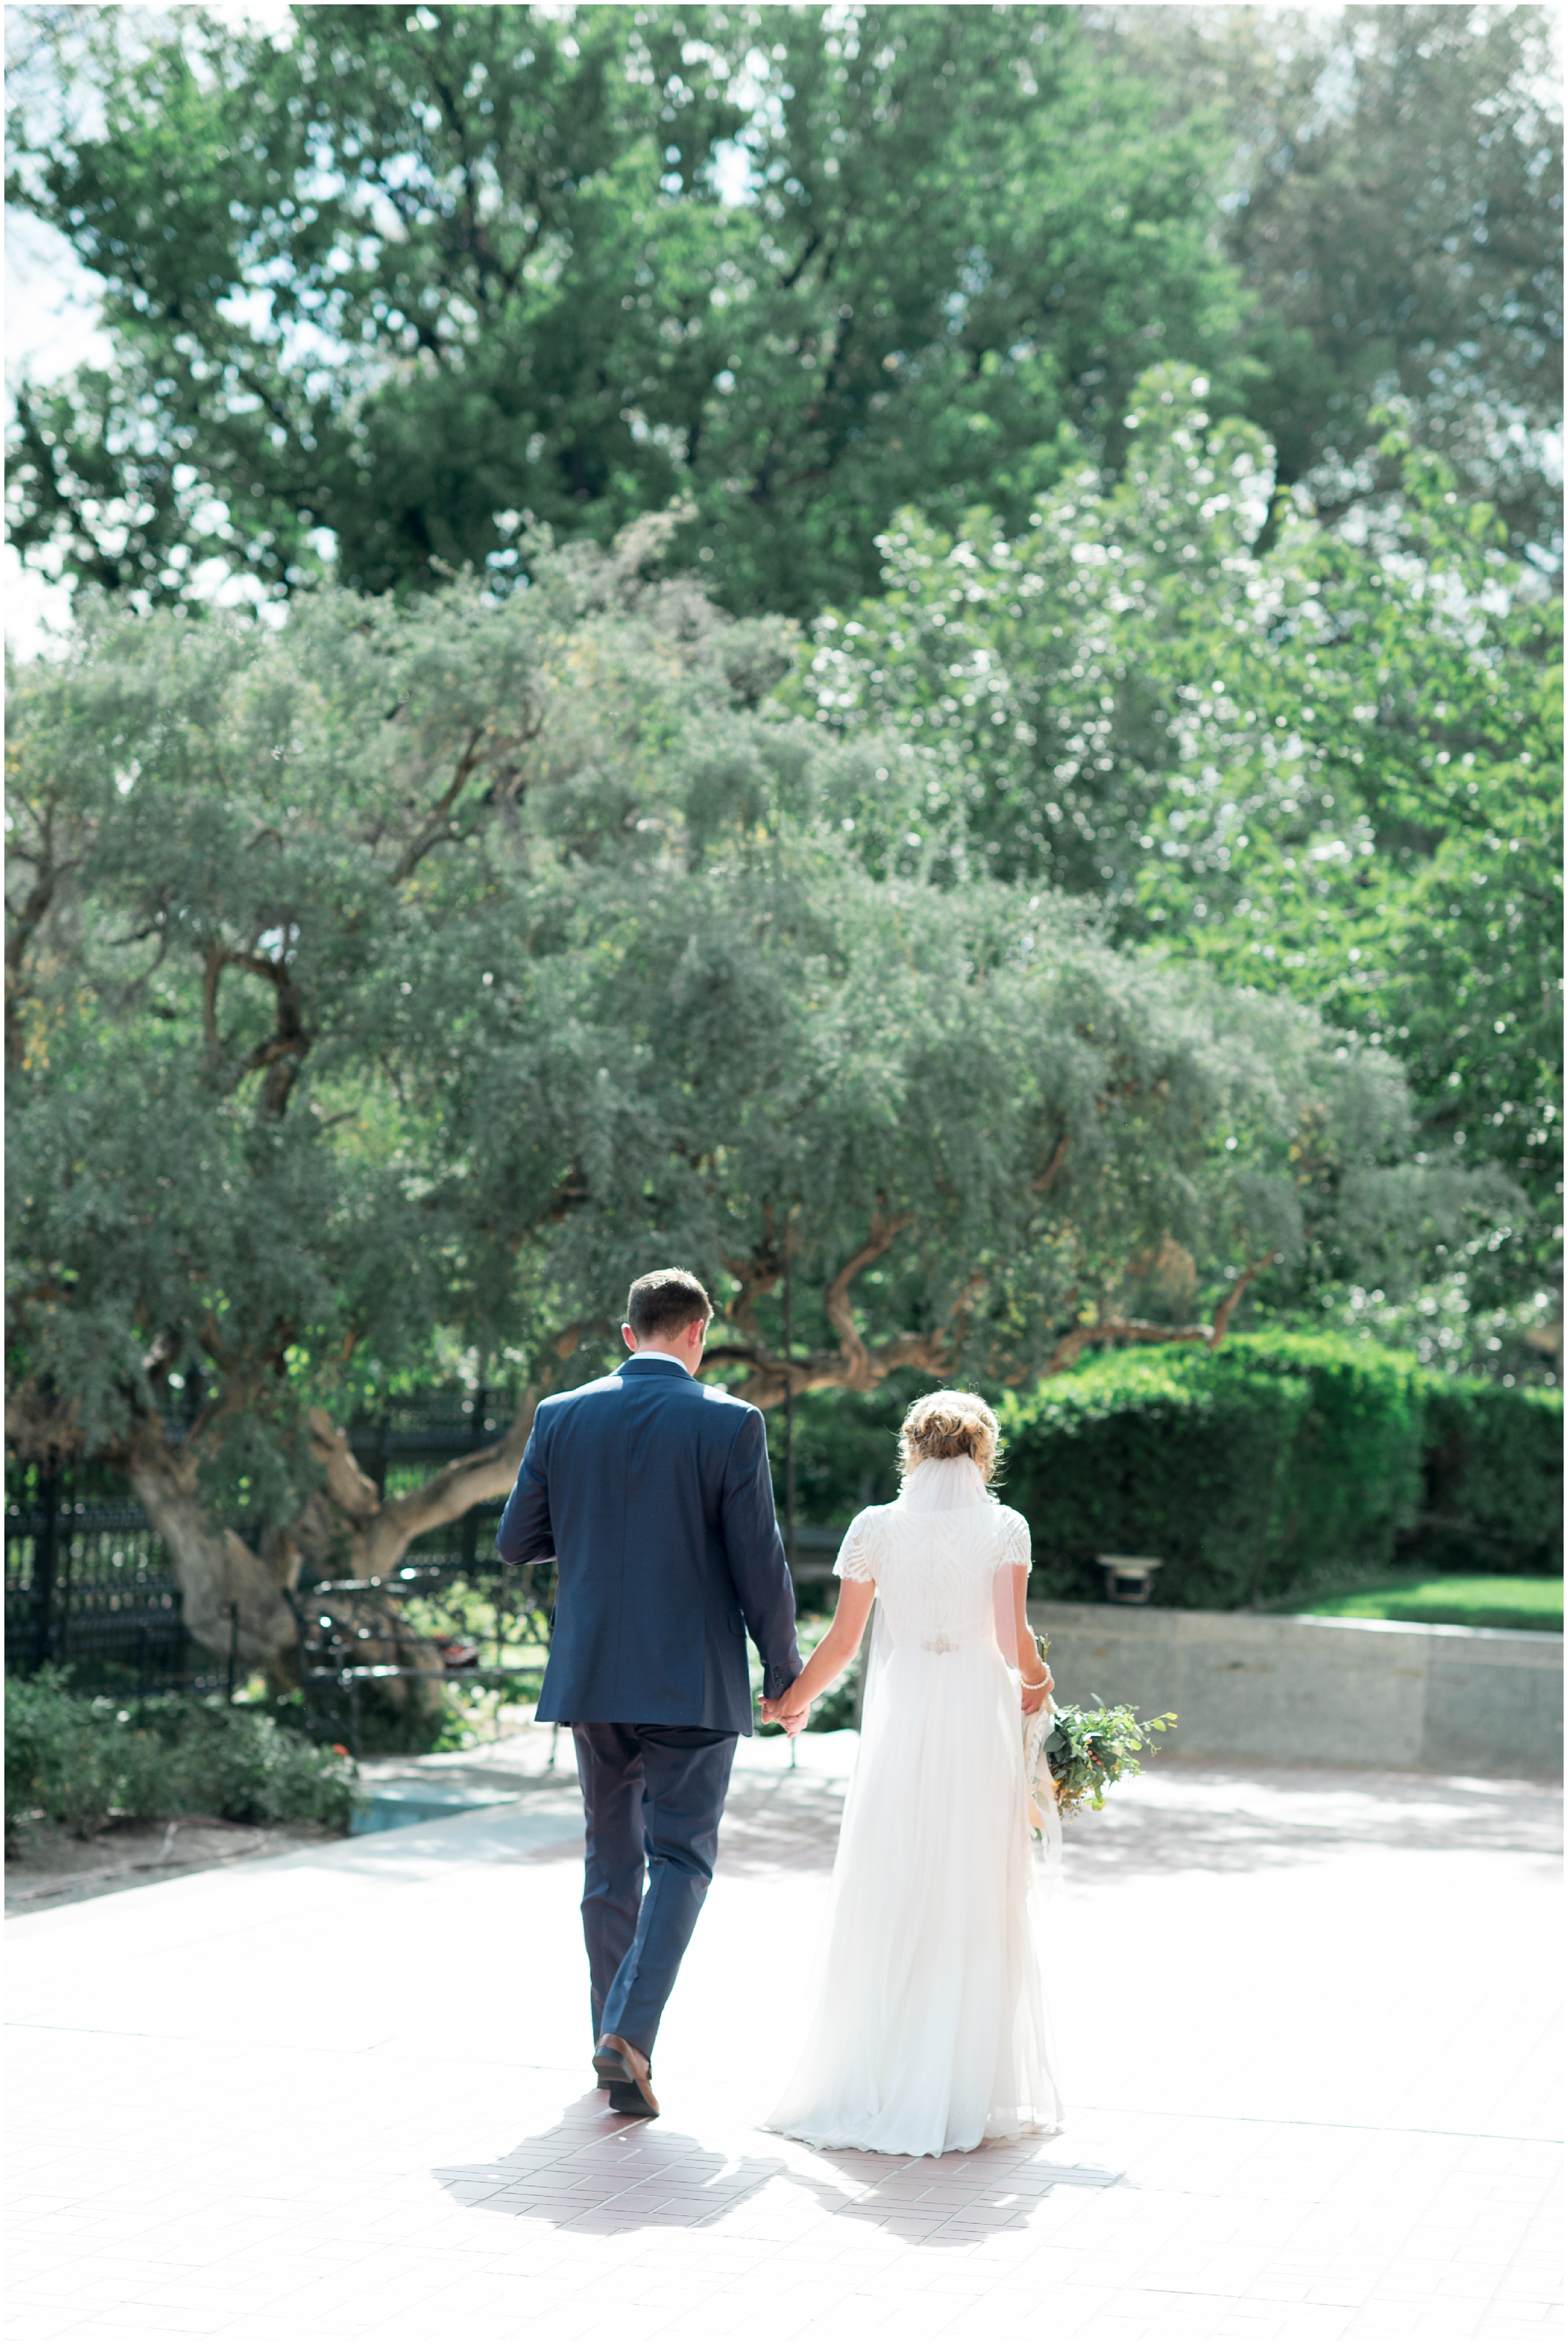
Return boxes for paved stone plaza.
[7,1730,1562,2342]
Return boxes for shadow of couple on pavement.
[433,2090,1121,2243]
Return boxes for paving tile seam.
[1064,2105,1567,2147]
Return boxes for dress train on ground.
[763,1459,1064,2158]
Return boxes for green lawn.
[1301,1575,1563,1633]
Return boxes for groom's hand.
[761,1691,810,1736]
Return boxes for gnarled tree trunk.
[124,1410,302,1668]
[290,1397,538,1583]
[123,1391,540,1672]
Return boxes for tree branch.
[5,806,78,1068]
[702,1327,951,1410]
[1031,1132,1071,1194]
[1042,1309,1214,1378]
[704,1204,950,1407]
[389,727,488,885]
[1039,1250,1280,1379]
[823,1203,914,1381]
[204,940,311,1113]
[203,939,225,1068]
[1207,1254,1280,1348]
[297,1391,541,1582]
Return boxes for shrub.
[1412,1380,1563,1573]
[767,1337,1558,1610]
[1221,1333,1426,1588]
[6,1669,129,1840]
[785,1340,1426,1605]
[997,1349,1311,1610]
[5,1670,356,1842]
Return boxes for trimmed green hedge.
[771,1340,1559,1612]
[1414,1380,1563,1575]
[1226,1333,1426,1588]
[997,1345,1318,1610]
[997,1336,1558,1610]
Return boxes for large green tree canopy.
[6,536,1503,1658]
[3,8,1559,1675]
[9,4,1558,620]
[1098,4,1563,558]
[2,2,1249,616]
[793,368,1562,1354]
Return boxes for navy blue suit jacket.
[495,1353,802,1734]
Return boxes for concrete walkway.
[7,1731,1561,2342]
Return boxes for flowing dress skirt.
[763,1639,1064,2157]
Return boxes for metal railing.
[6,1393,846,1730]
[4,1460,229,1696]
[286,1529,558,1756]
[3,1394,521,1707]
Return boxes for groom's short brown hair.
[625,1267,713,1340]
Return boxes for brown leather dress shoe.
[592,2032,660,2118]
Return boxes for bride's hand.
[761,1692,811,1736]
[1020,1667,1053,1715]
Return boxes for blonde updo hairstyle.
[899,1389,1002,1487]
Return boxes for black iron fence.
[6,1388,843,1741]
[3,1393,537,1720]
[4,1457,231,1697]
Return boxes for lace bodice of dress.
[835,1459,1030,1656]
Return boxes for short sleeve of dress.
[995,1506,1032,1572]
[835,1509,881,1584]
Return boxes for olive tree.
[7,538,1501,1667]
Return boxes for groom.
[496,1268,803,2118]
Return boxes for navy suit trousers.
[573,1722,738,2059]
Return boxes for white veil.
[856,1456,990,1735]
[896,1455,993,1514]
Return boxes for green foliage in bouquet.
[1040,1701,1178,1821]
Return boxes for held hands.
[761,1689,811,1737]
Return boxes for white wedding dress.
[764,1457,1064,2157]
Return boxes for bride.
[760,1390,1065,2158]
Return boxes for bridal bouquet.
[1024,1637,1177,1826]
